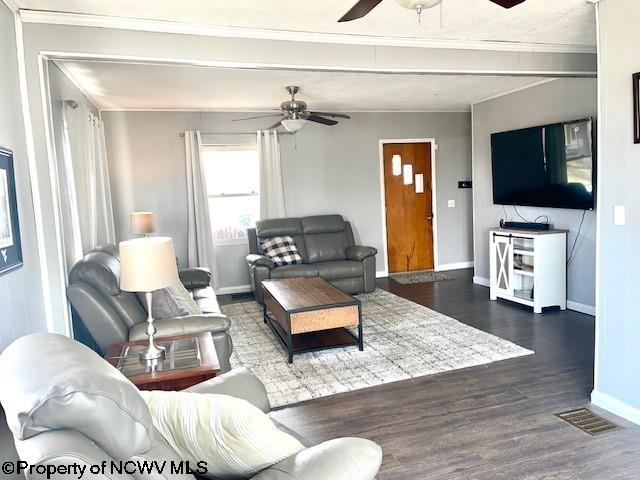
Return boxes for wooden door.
[383,143,434,273]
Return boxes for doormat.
[390,270,451,285]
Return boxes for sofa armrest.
[179,267,211,290]
[246,254,275,270]
[129,314,231,341]
[182,367,271,413]
[346,246,378,262]
[252,438,382,480]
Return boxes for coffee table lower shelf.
[262,305,363,363]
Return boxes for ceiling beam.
[19,9,597,55]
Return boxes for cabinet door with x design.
[490,233,514,299]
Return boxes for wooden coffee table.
[261,277,363,363]
[106,332,220,391]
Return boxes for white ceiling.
[19,0,596,47]
[58,60,550,111]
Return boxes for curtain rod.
[179,131,258,137]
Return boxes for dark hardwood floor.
[270,269,640,479]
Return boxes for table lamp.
[119,237,179,361]
[131,212,156,237]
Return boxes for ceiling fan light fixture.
[281,118,307,133]
[396,0,443,10]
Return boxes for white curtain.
[184,130,217,286]
[59,106,84,271]
[59,108,115,272]
[90,114,116,249]
[257,130,286,219]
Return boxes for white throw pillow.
[140,391,305,480]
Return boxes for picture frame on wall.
[634,72,640,144]
[0,147,23,276]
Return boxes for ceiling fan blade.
[233,113,283,122]
[267,118,285,130]
[308,111,351,119]
[488,0,526,8]
[338,0,384,22]
[306,115,339,126]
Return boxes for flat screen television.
[491,118,596,210]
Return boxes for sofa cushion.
[304,231,350,263]
[192,286,223,315]
[316,260,364,280]
[256,218,302,238]
[301,215,346,234]
[271,264,319,279]
[0,333,153,461]
[261,236,303,266]
[329,277,365,295]
[140,390,305,480]
[69,251,121,296]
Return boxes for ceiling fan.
[233,86,351,133]
[338,0,526,22]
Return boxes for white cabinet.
[489,228,567,314]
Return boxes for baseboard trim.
[215,285,252,295]
[567,301,596,316]
[472,276,594,316]
[436,261,474,272]
[591,390,640,426]
[376,270,389,279]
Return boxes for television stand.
[489,228,567,314]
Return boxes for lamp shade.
[119,237,178,293]
[131,212,156,235]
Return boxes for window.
[202,145,259,242]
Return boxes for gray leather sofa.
[67,244,233,372]
[0,333,383,480]
[246,215,377,304]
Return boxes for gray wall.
[592,0,640,417]
[0,4,47,351]
[472,78,598,310]
[102,110,473,289]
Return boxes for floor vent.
[230,292,254,302]
[556,408,619,435]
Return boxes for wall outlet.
[614,205,626,225]
[448,200,456,208]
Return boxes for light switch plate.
[614,205,626,225]
[448,200,456,208]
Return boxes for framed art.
[634,72,640,144]
[0,147,23,275]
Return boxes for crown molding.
[1,0,18,12]
[19,10,597,55]
[98,107,471,113]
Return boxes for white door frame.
[378,138,439,277]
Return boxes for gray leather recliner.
[246,215,377,304]
[67,244,233,372]
[0,333,383,480]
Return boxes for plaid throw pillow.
[260,236,303,266]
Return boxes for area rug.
[222,289,533,408]
[390,270,451,284]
